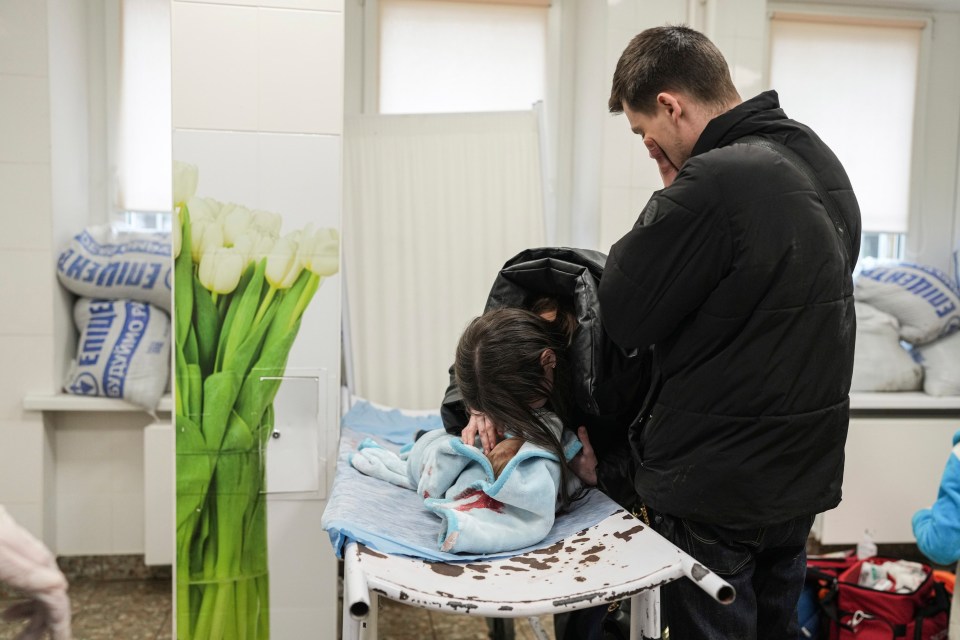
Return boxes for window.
[116,0,172,229]
[769,13,924,261]
[378,0,547,114]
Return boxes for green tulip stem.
[253,286,278,327]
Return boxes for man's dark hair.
[609,25,739,115]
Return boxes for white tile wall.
[0,164,53,250]
[171,3,260,132]
[258,9,344,135]
[54,412,151,555]
[172,4,344,135]
[0,252,55,336]
[176,0,343,11]
[172,129,260,205]
[0,0,49,77]
[0,76,51,163]
[0,337,55,421]
[0,0,53,548]
[0,420,45,504]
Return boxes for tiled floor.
[0,577,172,640]
[374,597,556,640]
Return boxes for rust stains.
[532,541,564,555]
[613,525,645,542]
[358,546,387,559]
[580,555,600,564]
[465,563,490,574]
[399,591,409,601]
[691,563,709,581]
[472,575,485,580]
[510,556,558,570]
[553,591,607,607]
[499,605,514,611]
[575,576,586,582]
[501,565,529,572]
[572,537,589,544]
[429,563,465,577]
[581,544,605,555]
[437,591,454,598]
[447,601,479,613]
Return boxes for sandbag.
[854,260,960,346]
[65,298,171,410]
[56,225,172,311]
[912,331,960,397]
[851,302,923,392]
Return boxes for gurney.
[321,395,735,639]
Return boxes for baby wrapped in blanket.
[350,308,584,554]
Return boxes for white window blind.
[379,0,547,114]
[116,0,172,215]
[769,15,922,234]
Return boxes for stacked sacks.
[851,302,922,392]
[854,260,960,396]
[57,225,172,410]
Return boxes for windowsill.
[23,393,173,413]
[850,392,960,411]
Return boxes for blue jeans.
[651,510,815,640]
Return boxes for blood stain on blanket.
[613,525,645,542]
[452,489,504,512]
[428,563,465,577]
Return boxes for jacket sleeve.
[441,364,468,435]
[599,167,731,350]
[913,441,960,566]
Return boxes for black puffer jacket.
[441,247,651,508]
[599,91,861,527]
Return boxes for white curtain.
[343,111,545,409]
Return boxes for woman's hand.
[462,411,502,455]
[569,426,598,486]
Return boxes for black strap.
[735,136,854,264]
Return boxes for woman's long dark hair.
[454,307,580,509]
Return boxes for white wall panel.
[0,0,49,76]
[171,3,259,131]
[0,164,53,250]
[0,76,51,163]
[259,9,344,134]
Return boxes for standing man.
[591,25,860,638]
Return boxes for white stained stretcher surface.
[325,398,735,639]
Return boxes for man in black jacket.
[588,25,861,638]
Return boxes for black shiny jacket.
[440,247,652,508]
[600,91,861,526]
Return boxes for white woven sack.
[57,225,171,311]
[851,302,923,392]
[854,260,960,346]
[912,330,960,397]
[65,298,171,410]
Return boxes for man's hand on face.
[645,138,679,188]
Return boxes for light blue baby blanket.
[322,399,621,561]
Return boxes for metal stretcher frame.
[340,504,735,640]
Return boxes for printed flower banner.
[173,162,339,639]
